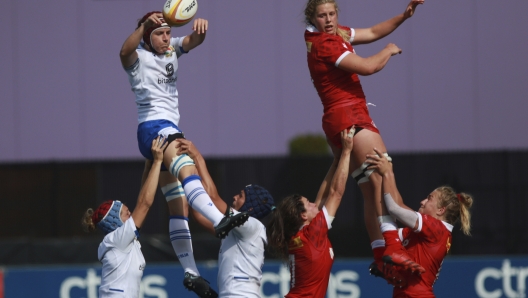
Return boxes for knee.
[169,154,196,179]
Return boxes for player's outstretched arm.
[132,136,167,228]
[182,18,208,52]
[314,154,340,210]
[323,128,354,217]
[352,0,424,45]
[367,148,419,228]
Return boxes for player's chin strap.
[352,153,392,184]
[97,201,124,234]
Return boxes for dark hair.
[266,194,306,260]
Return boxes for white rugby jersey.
[98,217,145,298]
[217,213,267,298]
[124,36,187,125]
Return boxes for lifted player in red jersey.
[303,0,425,274]
[367,148,474,297]
[267,128,355,297]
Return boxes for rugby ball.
[162,0,198,27]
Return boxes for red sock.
[383,230,402,255]
[373,246,385,264]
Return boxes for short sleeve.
[349,28,356,43]
[415,214,447,243]
[171,36,186,57]
[125,46,147,77]
[102,217,138,251]
[312,34,351,66]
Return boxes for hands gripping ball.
[163,0,198,27]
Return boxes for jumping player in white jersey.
[175,139,275,297]
[119,11,249,297]
[81,136,166,298]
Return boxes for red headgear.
[137,11,170,54]
[92,200,113,225]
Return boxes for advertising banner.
[2,257,528,297]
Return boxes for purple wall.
[2,0,527,162]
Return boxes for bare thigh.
[351,129,387,168]
[353,129,387,242]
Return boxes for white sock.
[182,175,224,226]
[378,215,397,233]
[169,216,199,276]
[371,239,386,249]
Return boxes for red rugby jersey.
[395,214,453,298]
[286,208,334,298]
[305,25,366,112]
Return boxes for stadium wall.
[2,257,528,298]
[0,150,527,265]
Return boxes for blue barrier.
[3,256,528,297]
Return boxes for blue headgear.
[96,200,124,234]
[239,185,275,220]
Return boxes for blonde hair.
[81,208,97,233]
[304,0,351,43]
[435,186,474,236]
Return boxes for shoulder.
[338,25,352,33]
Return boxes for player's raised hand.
[192,18,208,34]
[340,126,355,153]
[144,12,164,29]
[366,147,393,176]
[151,136,168,163]
[386,43,402,56]
[176,139,200,160]
[404,0,424,19]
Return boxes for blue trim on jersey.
[123,57,139,71]
[169,215,189,221]
[134,230,140,239]
[181,175,201,187]
[234,276,250,280]
[137,119,180,170]
[179,46,187,54]
[109,288,124,292]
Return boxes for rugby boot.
[369,261,385,278]
[382,251,426,275]
[183,272,218,298]
[369,261,408,288]
[214,211,249,239]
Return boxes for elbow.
[119,49,127,59]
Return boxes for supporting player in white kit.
[81,137,166,298]
[177,139,275,297]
